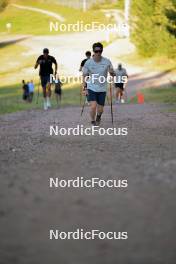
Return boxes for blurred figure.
[28,80,35,103]
[114,63,128,103]
[79,51,91,105]
[34,48,58,110]
[54,79,62,108]
[79,51,91,72]
[22,80,29,102]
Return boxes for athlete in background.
[34,48,57,110]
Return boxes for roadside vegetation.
[130,85,176,112]
[0,82,81,114]
[141,86,176,104]
[0,0,8,11]
[119,52,176,73]
[0,0,108,35]
[131,0,176,59]
[91,0,124,10]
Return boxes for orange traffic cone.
[137,92,144,104]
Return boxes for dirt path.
[0,102,176,264]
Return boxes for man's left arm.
[52,57,58,76]
[54,61,58,76]
[108,61,115,76]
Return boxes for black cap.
[43,48,49,54]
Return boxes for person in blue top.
[28,80,35,103]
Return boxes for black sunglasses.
[94,49,103,53]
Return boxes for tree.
[131,0,176,58]
[0,0,8,12]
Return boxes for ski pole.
[36,78,40,104]
[109,82,114,125]
[80,85,82,106]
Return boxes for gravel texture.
[0,103,176,264]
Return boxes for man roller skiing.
[34,48,57,110]
[114,63,128,104]
[82,42,114,125]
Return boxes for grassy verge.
[0,44,33,76]
[0,0,107,35]
[119,52,176,72]
[0,42,36,86]
[0,82,81,114]
[1,83,176,115]
[130,85,176,111]
[141,86,176,104]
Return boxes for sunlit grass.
[119,52,176,72]
[0,0,107,35]
[130,85,176,111]
[141,86,176,104]
[0,82,81,114]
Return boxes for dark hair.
[43,48,49,54]
[92,42,103,51]
[85,51,91,57]
[22,80,25,83]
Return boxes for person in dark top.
[79,51,91,72]
[22,80,29,101]
[34,48,58,110]
[79,51,91,104]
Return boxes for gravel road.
[0,102,176,264]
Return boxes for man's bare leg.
[96,104,104,125]
[55,94,61,108]
[90,101,97,124]
[116,88,120,102]
[97,104,103,116]
[46,83,52,108]
[43,87,48,110]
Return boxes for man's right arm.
[82,62,89,95]
[34,62,39,69]
[34,56,41,69]
[79,60,85,72]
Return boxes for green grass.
[0,43,34,76]
[1,82,176,115]
[141,86,176,104]
[0,82,81,114]
[130,85,176,111]
[119,52,176,73]
[0,43,36,86]
[0,0,107,35]
[91,0,124,10]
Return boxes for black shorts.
[40,75,50,89]
[55,87,62,95]
[88,89,106,106]
[55,82,62,95]
[115,83,124,90]
[23,93,28,100]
